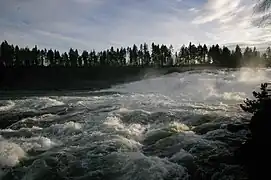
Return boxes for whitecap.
[20,136,57,152]
[0,100,15,112]
[48,121,82,135]
[103,116,146,141]
[0,141,26,167]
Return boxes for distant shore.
[0,65,217,93]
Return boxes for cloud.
[189,8,199,13]
[193,0,242,24]
[0,0,270,52]
[192,0,271,47]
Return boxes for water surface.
[0,68,269,180]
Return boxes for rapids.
[0,68,269,180]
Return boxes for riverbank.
[0,65,217,92]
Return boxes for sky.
[1,0,271,52]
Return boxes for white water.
[0,68,268,180]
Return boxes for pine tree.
[61,52,69,67]
[240,83,270,114]
[233,45,242,67]
[54,50,61,66]
[82,50,89,67]
[47,49,55,67]
[203,44,208,64]
[14,46,21,67]
[221,46,232,67]
[32,45,39,66]
[69,48,79,67]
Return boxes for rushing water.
[0,68,270,180]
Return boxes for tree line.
[1,40,271,68]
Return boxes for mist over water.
[0,68,269,180]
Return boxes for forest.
[1,40,271,68]
[1,40,271,90]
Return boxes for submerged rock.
[192,123,222,135]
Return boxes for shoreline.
[0,65,217,92]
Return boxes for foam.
[0,100,15,112]
[0,141,26,167]
[20,136,57,152]
[168,122,190,133]
[103,116,146,141]
[38,97,65,108]
[49,121,82,135]
[12,97,65,112]
[221,92,246,101]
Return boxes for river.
[0,68,269,180]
